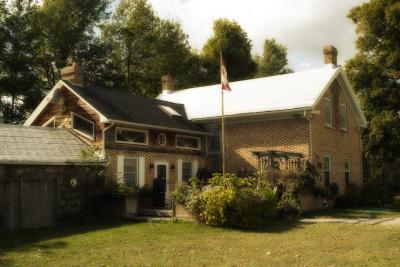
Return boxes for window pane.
[72,114,94,138]
[182,161,193,183]
[177,136,200,149]
[325,100,332,125]
[339,105,347,130]
[344,159,350,172]
[324,156,331,170]
[124,158,138,187]
[117,128,147,144]
[345,173,350,186]
[324,171,330,187]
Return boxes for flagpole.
[220,51,226,178]
[221,82,226,178]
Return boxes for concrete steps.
[138,209,172,218]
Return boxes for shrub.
[105,182,138,199]
[175,174,277,228]
[277,192,300,217]
[335,184,362,208]
[394,195,400,208]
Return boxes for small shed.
[0,124,104,230]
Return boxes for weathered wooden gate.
[0,178,57,230]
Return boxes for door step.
[138,209,172,218]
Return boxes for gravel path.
[301,217,400,225]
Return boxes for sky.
[112,0,367,71]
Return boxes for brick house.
[23,45,367,212]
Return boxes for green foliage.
[277,192,300,217]
[0,0,44,123]
[256,38,293,77]
[174,174,277,228]
[394,196,400,208]
[105,182,138,199]
[202,18,256,83]
[346,0,400,193]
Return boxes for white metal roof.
[158,65,340,120]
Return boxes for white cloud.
[114,0,367,71]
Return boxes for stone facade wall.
[31,85,104,147]
[311,80,363,194]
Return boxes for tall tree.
[346,0,400,191]
[0,0,44,123]
[202,18,256,83]
[256,38,292,77]
[102,0,204,96]
[37,0,110,84]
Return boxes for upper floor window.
[207,126,220,153]
[323,155,331,187]
[344,158,351,187]
[176,135,201,150]
[115,127,148,145]
[339,104,348,131]
[71,112,94,140]
[324,98,332,127]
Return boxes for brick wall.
[222,118,310,174]
[105,149,204,195]
[311,80,363,193]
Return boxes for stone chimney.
[323,45,338,66]
[161,74,175,95]
[60,58,84,84]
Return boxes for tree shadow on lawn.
[0,215,144,256]
[223,218,303,234]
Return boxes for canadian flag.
[220,53,231,91]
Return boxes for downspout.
[102,122,115,159]
[304,110,312,160]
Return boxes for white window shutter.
[177,159,183,185]
[138,157,145,187]
[117,155,124,184]
[193,160,199,178]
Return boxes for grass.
[1,216,400,266]
[303,206,400,219]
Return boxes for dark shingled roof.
[0,124,98,165]
[63,80,206,134]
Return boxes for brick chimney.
[323,45,338,66]
[161,74,175,95]
[60,58,84,84]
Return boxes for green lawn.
[1,217,400,267]
[303,206,400,219]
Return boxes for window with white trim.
[123,157,138,187]
[71,113,94,140]
[324,98,332,127]
[182,161,193,183]
[42,116,55,128]
[339,104,348,131]
[344,158,351,188]
[115,127,148,145]
[176,135,201,150]
[323,155,331,187]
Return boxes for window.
[339,104,348,131]
[115,127,148,145]
[71,113,94,140]
[207,126,220,153]
[324,98,332,127]
[176,135,201,150]
[323,155,331,187]
[42,116,55,128]
[157,133,167,146]
[344,158,351,188]
[182,161,193,183]
[123,157,138,187]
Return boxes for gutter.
[105,119,210,136]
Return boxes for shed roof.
[0,124,98,165]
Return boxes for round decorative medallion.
[157,133,167,147]
[70,178,78,187]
